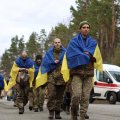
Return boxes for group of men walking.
[7,51,45,114]
[0,21,103,120]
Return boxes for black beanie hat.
[35,55,42,61]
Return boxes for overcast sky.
[0,0,75,56]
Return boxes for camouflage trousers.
[33,86,45,109]
[16,83,30,109]
[28,86,45,109]
[12,85,17,106]
[28,88,34,107]
[47,83,65,111]
[71,75,92,118]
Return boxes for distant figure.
[0,74,4,97]
[29,54,45,112]
[0,74,8,98]
[8,51,34,114]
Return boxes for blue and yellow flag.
[16,56,33,68]
[0,75,8,92]
[61,33,103,82]
[36,60,69,88]
[61,53,70,82]
[93,44,103,71]
[0,75,4,90]
[36,46,67,88]
[41,46,66,74]
[66,33,103,71]
[8,62,34,90]
[7,63,19,90]
[4,79,8,92]
[35,68,47,88]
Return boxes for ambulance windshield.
[109,71,120,82]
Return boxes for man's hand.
[25,69,28,72]
[90,56,96,63]
[84,51,90,56]
[19,68,25,72]
[84,51,96,62]
[19,68,28,72]
[54,60,59,64]
[32,80,35,87]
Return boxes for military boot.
[80,114,85,120]
[34,108,38,112]
[71,115,78,120]
[55,110,62,119]
[39,106,43,111]
[13,102,18,107]
[85,114,89,119]
[29,106,33,111]
[71,107,78,120]
[66,106,70,115]
[71,112,78,120]
[48,110,54,119]
[19,107,24,114]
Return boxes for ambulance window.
[97,71,110,82]
[103,72,110,82]
[96,71,103,82]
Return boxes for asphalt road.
[0,98,120,120]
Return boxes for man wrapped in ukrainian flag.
[36,38,67,119]
[8,51,34,114]
[62,21,103,120]
[0,74,8,97]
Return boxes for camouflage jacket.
[70,62,94,78]
[48,47,65,85]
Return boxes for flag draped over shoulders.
[41,46,66,74]
[33,61,40,80]
[35,69,47,88]
[0,75,4,90]
[15,56,34,87]
[93,44,103,71]
[66,33,97,69]
[61,33,103,83]
[7,63,19,90]
[4,79,8,92]
[8,57,34,90]
[15,56,33,68]
[36,46,66,88]
[61,53,70,82]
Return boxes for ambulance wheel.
[108,92,117,104]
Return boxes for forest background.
[0,0,120,78]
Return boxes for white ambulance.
[90,64,120,104]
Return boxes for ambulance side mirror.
[106,78,112,83]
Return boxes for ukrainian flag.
[36,33,103,88]
[8,62,34,90]
[4,79,8,92]
[61,33,103,82]
[35,46,67,88]
[66,33,103,70]
[35,69,47,88]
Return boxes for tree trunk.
[111,0,115,56]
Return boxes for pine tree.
[18,35,25,54]
[38,29,47,54]
[26,32,40,59]
[0,50,12,77]
[69,0,120,62]
[9,35,19,62]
